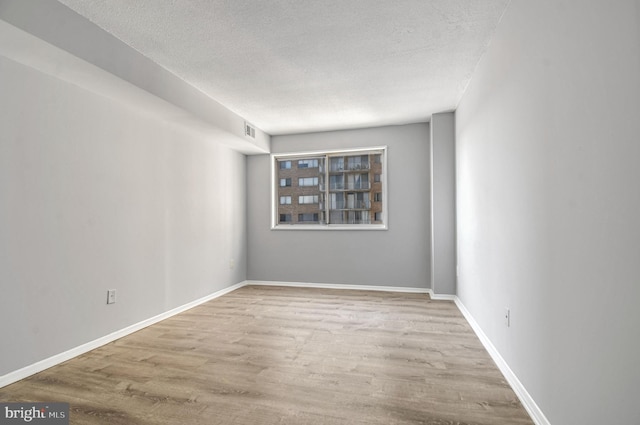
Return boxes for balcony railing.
[327,182,371,191]
[327,162,370,172]
[329,218,372,225]
[328,200,371,210]
[348,162,370,171]
[320,201,372,210]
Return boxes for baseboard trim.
[427,290,457,301]
[245,280,430,294]
[453,298,551,425]
[0,281,246,389]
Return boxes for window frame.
[271,146,388,231]
[299,195,319,205]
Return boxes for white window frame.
[299,195,319,205]
[280,178,291,187]
[298,159,319,168]
[280,196,292,205]
[298,177,319,187]
[271,146,388,230]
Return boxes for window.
[298,213,319,222]
[272,147,387,230]
[347,155,369,170]
[329,175,343,190]
[298,159,319,168]
[279,214,292,223]
[299,195,319,204]
[298,177,318,187]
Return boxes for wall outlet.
[107,289,116,304]
[505,308,511,327]
[229,259,235,270]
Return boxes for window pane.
[298,213,319,222]
[274,148,385,228]
[299,195,319,204]
[298,159,319,168]
[279,213,292,223]
[299,177,318,186]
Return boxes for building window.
[299,195,319,204]
[298,159,319,168]
[272,147,387,230]
[279,213,292,223]
[298,177,318,187]
[298,213,319,222]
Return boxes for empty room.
[1,1,639,424]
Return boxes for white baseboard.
[245,280,430,294]
[0,281,246,388]
[427,290,457,301]
[453,298,551,425]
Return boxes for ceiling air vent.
[244,121,256,139]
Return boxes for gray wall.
[0,51,247,375]
[430,112,456,295]
[455,1,640,424]
[247,124,431,288]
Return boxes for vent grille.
[244,122,256,139]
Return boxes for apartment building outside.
[276,152,384,226]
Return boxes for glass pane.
[275,150,384,227]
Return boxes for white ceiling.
[56,0,510,135]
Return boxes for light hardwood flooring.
[0,285,534,424]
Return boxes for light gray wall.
[455,1,640,424]
[247,124,431,288]
[430,112,456,295]
[0,52,247,376]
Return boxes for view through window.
[272,147,387,229]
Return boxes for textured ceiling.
[56,0,510,135]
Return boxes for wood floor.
[0,286,534,425]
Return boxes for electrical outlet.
[229,259,235,270]
[505,308,511,327]
[107,289,116,305]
